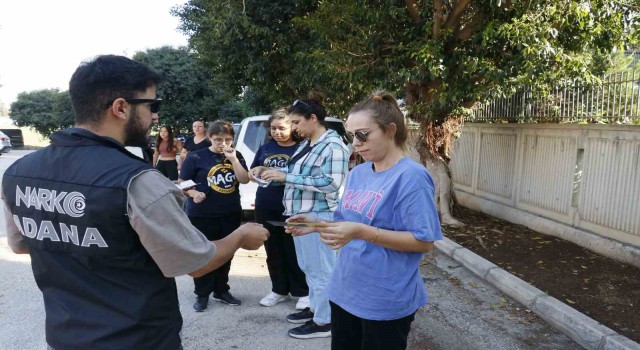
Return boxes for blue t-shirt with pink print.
[327,157,443,320]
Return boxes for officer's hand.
[236,223,269,250]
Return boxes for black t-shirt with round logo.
[180,148,247,217]
[250,140,299,211]
[182,136,211,153]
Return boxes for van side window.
[242,121,270,153]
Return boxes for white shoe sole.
[286,317,313,324]
[288,330,332,339]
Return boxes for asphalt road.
[0,149,580,350]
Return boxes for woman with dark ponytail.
[261,92,350,339]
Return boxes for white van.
[234,115,357,215]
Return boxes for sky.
[0,0,189,107]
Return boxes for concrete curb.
[435,237,640,350]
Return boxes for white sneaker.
[295,296,310,310]
[260,292,290,307]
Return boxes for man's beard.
[123,107,150,147]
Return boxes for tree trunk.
[424,158,463,226]
[414,119,464,227]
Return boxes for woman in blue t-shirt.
[179,120,249,312]
[287,92,443,350]
[249,108,309,309]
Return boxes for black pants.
[330,301,416,350]
[255,208,308,297]
[189,213,241,296]
[156,159,179,181]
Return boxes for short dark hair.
[69,55,164,125]
[207,120,235,137]
[286,92,327,125]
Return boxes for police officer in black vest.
[2,55,269,350]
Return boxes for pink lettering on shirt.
[341,189,384,219]
[341,190,361,210]
[365,190,384,219]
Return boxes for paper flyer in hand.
[176,180,197,190]
[266,220,329,228]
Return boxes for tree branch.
[406,0,422,24]
[455,13,484,41]
[442,0,472,30]
[433,0,444,38]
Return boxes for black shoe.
[193,296,208,312]
[288,320,331,339]
[212,291,241,306]
[286,307,314,324]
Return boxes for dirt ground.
[442,207,640,343]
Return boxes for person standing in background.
[261,94,349,339]
[288,91,443,350]
[179,120,250,312]
[249,108,309,310]
[179,120,211,170]
[153,125,182,181]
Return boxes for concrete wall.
[448,123,640,268]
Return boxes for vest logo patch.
[207,163,237,194]
[16,186,86,218]
[13,215,108,247]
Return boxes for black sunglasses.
[292,99,313,109]
[125,98,162,113]
[349,129,374,143]
[105,98,162,113]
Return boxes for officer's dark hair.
[69,55,165,126]
[207,120,235,137]
[286,91,327,126]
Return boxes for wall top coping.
[464,123,640,132]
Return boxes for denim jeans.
[292,211,336,324]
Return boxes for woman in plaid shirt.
[261,94,350,339]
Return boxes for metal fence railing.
[470,71,640,123]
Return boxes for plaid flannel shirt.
[283,129,349,215]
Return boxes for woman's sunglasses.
[349,129,374,142]
[292,99,313,109]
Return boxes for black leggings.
[330,301,416,350]
[156,159,179,180]
[189,213,242,296]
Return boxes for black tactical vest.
[2,128,182,350]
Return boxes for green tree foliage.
[9,89,73,137]
[173,1,330,107]
[132,46,226,133]
[175,1,638,223]
[175,0,638,157]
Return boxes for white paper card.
[176,180,197,190]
